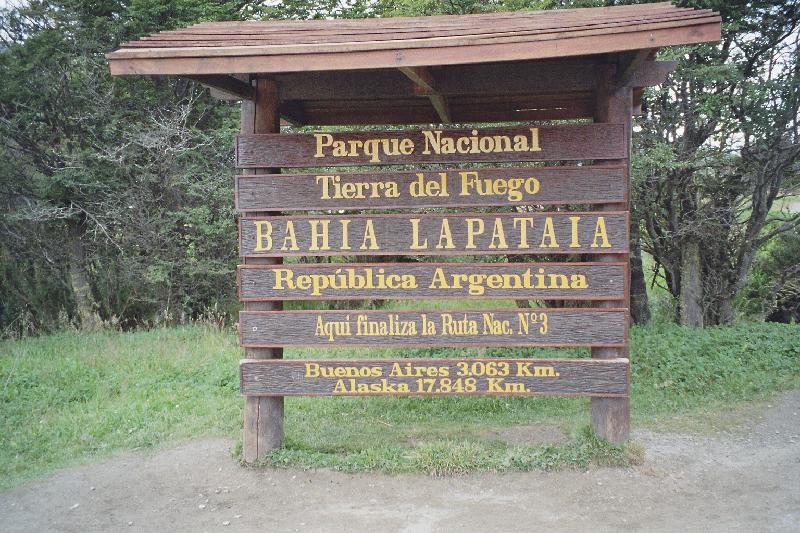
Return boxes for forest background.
[1,0,798,338]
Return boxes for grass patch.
[1,321,797,488]
[264,427,639,476]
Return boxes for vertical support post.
[241,78,284,461]
[591,64,632,443]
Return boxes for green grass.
[1,321,798,488]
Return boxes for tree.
[0,1,247,333]
[636,0,800,325]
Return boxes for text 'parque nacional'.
[312,128,541,163]
[235,124,627,167]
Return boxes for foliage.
[741,226,800,322]
[635,0,800,325]
[1,0,798,339]
[0,1,247,335]
[1,321,797,487]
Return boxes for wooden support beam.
[398,66,436,95]
[591,64,631,444]
[241,78,284,462]
[614,49,653,88]
[632,88,644,116]
[398,66,451,123]
[269,60,676,105]
[628,60,677,87]
[187,74,255,100]
[427,94,451,124]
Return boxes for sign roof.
[107,3,720,76]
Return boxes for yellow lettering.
[436,219,455,249]
[254,221,272,251]
[488,218,508,249]
[591,217,611,248]
[309,220,331,251]
[513,217,534,249]
[529,127,542,151]
[314,133,333,158]
[569,216,581,248]
[360,220,379,250]
[465,218,485,249]
[281,221,299,251]
[539,217,559,248]
[340,219,351,250]
[410,218,428,250]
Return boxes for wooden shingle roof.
[107,3,720,126]
[108,3,720,75]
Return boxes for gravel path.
[2,390,798,532]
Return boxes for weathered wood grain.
[238,262,627,301]
[241,78,284,462]
[239,308,628,348]
[236,124,625,168]
[239,211,628,257]
[239,357,630,397]
[590,63,632,444]
[235,165,626,211]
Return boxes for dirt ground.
[2,391,798,533]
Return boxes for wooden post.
[590,64,631,443]
[241,78,284,461]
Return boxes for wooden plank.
[135,6,706,40]
[171,4,688,32]
[239,211,629,258]
[129,11,711,51]
[108,23,721,76]
[240,357,630,397]
[239,308,628,348]
[238,262,627,301]
[138,6,690,38]
[235,165,626,212]
[112,13,719,56]
[131,9,711,47]
[186,75,254,100]
[266,60,673,103]
[628,60,677,87]
[236,124,626,168]
[287,94,595,126]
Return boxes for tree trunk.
[69,223,99,328]
[679,240,703,327]
[629,222,651,325]
[717,294,735,325]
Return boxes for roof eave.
[107,20,721,77]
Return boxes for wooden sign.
[238,262,627,301]
[240,358,630,397]
[236,124,626,168]
[239,211,628,257]
[239,308,627,348]
[235,165,627,212]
